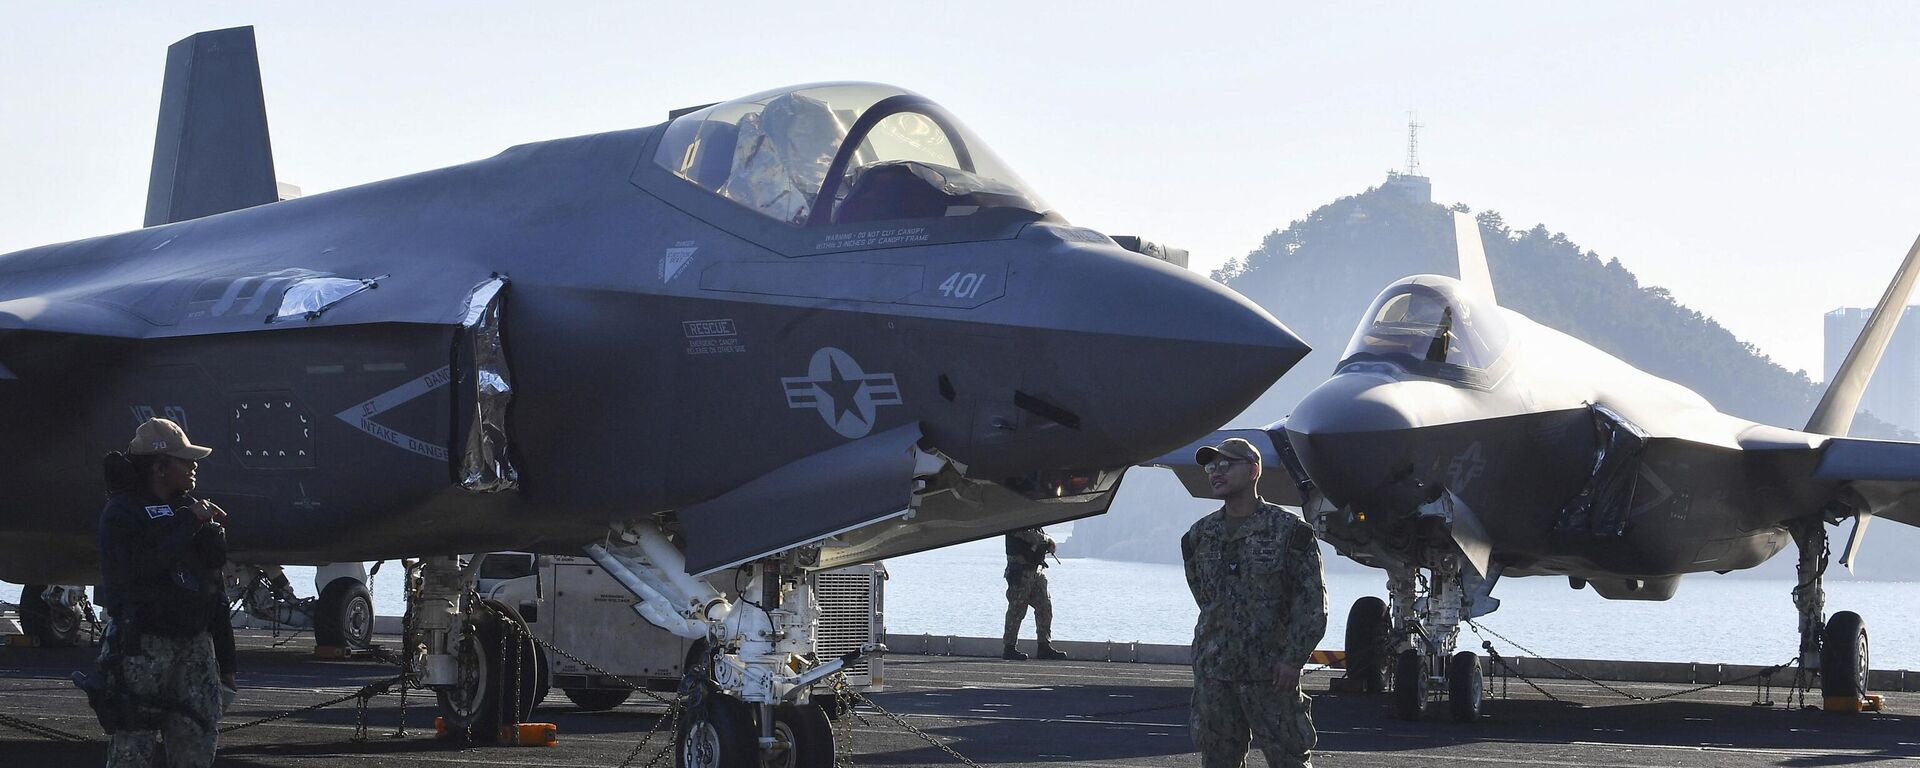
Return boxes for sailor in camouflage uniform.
[1002,527,1068,660]
[1181,438,1327,768]
[95,419,228,768]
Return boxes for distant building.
[1383,170,1431,204]
[1823,306,1920,433]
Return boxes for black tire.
[314,578,373,649]
[676,693,758,768]
[1447,651,1483,723]
[1344,596,1392,693]
[19,584,82,648]
[1820,610,1869,703]
[532,643,551,708]
[768,702,834,768]
[1393,649,1426,721]
[435,600,542,742]
[563,687,632,712]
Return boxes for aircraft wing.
[1739,432,1920,569]
[1813,437,1920,529]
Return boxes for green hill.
[1069,183,1910,569]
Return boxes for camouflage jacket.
[1005,528,1054,571]
[1181,502,1327,680]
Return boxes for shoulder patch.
[144,504,174,519]
[1288,523,1314,550]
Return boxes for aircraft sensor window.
[655,83,1049,227]
[1341,279,1508,375]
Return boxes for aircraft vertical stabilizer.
[1805,232,1920,570]
[1451,210,1496,304]
[143,26,279,227]
[1806,233,1920,437]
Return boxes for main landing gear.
[16,584,93,647]
[222,563,376,650]
[1791,520,1881,713]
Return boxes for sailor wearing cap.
[94,418,229,767]
[1181,437,1327,768]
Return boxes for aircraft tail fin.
[1804,233,1920,436]
[1452,210,1496,305]
[144,26,279,227]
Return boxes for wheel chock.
[429,717,558,745]
[313,645,350,659]
[1824,694,1887,713]
[4,634,40,648]
[500,722,558,746]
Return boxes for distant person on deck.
[1002,527,1068,661]
[1182,437,1328,768]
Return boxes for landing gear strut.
[585,524,876,767]
[1790,519,1878,712]
[1386,559,1482,722]
[410,556,546,742]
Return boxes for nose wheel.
[672,694,836,768]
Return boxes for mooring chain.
[468,594,694,763]
[1468,619,1797,706]
[0,711,91,743]
[1466,619,1647,701]
[470,596,678,709]
[841,687,985,768]
[218,674,403,735]
[1478,642,1566,704]
[614,697,682,768]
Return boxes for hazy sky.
[3,3,1917,378]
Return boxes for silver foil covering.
[459,277,517,492]
[274,276,377,322]
[716,91,845,225]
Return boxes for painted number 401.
[939,272,987,299]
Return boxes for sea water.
[7,537,1915,670]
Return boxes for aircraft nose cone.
[976,245,1307,473]
[1285,372,1422,507]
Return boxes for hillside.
[1068,182,1920,580]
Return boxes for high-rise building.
[1823,306,1920,433]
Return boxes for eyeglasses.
[1203,458,1251,474]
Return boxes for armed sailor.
[1182,438,1327,768]
[91,418,229,768]
[1002,526,1068,660]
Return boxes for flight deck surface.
[2,630,1915,766]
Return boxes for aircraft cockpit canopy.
[654,83,1051,227]
[1340,276,1510,382]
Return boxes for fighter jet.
[0,27,1307,758]
[1157,208,1920,722]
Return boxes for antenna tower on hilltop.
[1404,112,1423,177]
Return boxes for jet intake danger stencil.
[336,366,452,461]
[782,347,903,439]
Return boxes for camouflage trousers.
[106,630,220,768]
[1189,678,1315,768]
[1002,569,1052,645]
